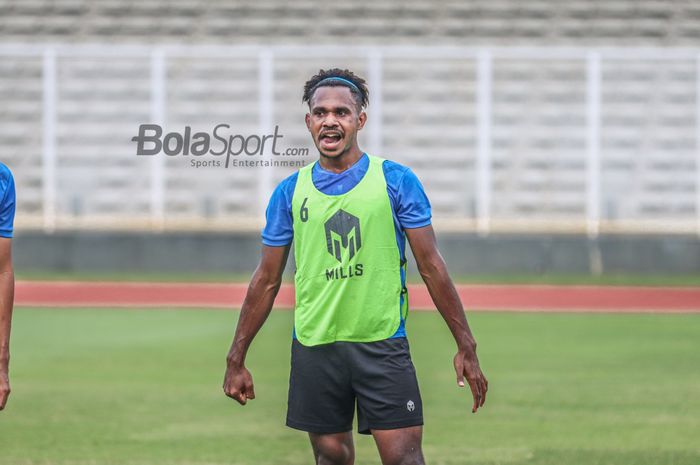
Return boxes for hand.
[0,370,9,411]
[223,364,256,405]
[454,349,488,413]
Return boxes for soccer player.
[223,69,487,465]
[0,162,16,411]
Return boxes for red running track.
[14,281,700,313]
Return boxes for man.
[0,162,16,411]
[223,69,487,465]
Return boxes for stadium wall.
[13,231,700,276]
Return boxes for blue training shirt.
[0,163,16,239]
[262,153,432,339]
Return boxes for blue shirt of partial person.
[0,163,15,239]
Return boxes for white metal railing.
[0,44,698,236]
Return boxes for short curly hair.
[302,68,369,110]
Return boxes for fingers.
[467,378,480,413]
[455,351,489,414]
[237,382,255,404]
[223,388,248,405]
[456,353,483,412]
[0,390,9,410]
[470,373,489,413]
[453,355,465,387]
[222,366,256,406]
[223,382,256,405]
[480,376,488,407]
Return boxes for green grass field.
[1,308,698,465]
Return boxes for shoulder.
[0,163,13,184]
[274,170,300,199]
[378,157,420,188]
[280,170,300,188]
[380,155,408,172]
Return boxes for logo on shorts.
[406,400,415,412]
[324,209,362,262]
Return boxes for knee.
[383,446,425,465]
[313,438,354,465]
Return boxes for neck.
[318,146,364,173]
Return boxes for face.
[305,86,366,158]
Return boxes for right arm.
[223,243,291,405]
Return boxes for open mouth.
[319,131,343,150]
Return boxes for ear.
[357,111,367,130]
[305,112,311,131]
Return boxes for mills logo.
[324,209,363,281]
[325,209,362,261]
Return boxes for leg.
[372,425,425,465]
[309,431,355,465]
[351,338,424,435]
[286,339,355,434]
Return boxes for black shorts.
[286,337,424,435]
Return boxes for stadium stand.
[0,0,698,234]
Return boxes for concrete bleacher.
[0,1,698,233]
[2,0,700,44]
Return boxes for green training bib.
[291,155,407,346]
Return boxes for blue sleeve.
[384,161,432,229]
[396,168,431,229]
[0,167,16,239]
[261,173,297,246]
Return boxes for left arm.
[405,225,488,413]
[0,238,14,411]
